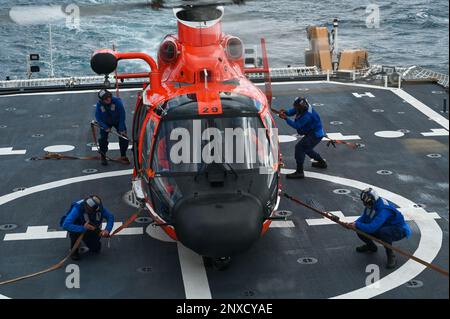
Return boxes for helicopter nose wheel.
[203,256,232,271]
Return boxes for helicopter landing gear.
[203,256,232,271]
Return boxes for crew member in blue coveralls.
[279,96,327,179]
[346,188,412,269]
[61,195,115,261]
[95,89,129,166]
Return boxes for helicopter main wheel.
[203,256,232,271]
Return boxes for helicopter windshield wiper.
[223,162,238,180]
[194,162,239,182]
[194,163,207,182]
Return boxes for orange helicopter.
[90,2,281,268]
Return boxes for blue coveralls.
[355,197,411,248]
[284,105,326,168]
[95,96,128,157]
[62,200,115,252]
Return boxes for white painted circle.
[297,257,318,265]
[372,109,384,113]
[298,88,309,91]
[280,168,296,175]
[146,223,175,243]
[43,145,75,153]
[427,153,442,158]
[135,217,153,224]
[330,121,343,125]
[0,125,7,129]
[377,170,393,175]
[279,135,297,143]
[82,169,98,174]
[432,91,444,94]
[123,190,141,208]
[405,280,424,288]
[398,112,405,114]
[274,210,293,218]
[374,131,405,138]
[333,188,351,195]
[313,103,324,107]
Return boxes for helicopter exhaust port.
[174,6,225,46]
[174,6,224,25]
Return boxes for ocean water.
[0,0,448,79]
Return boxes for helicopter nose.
[173,194,264,258]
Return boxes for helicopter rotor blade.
[0,0,252,25]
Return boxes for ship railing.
[398,66,449,88]
[246,66,321,80]
[357,65,449,89]
[0,65,447,89]
[0,76,108,89]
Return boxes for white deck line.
[391,88,449,130]
[177,243,212,299]
[0,147,27,156]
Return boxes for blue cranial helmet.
[98,89,112,101]
[293,96,309,109]
[360,188,379,207]
[85,195,102,212]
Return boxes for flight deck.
[0,80,448,299]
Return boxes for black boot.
[312,159,327,169]
[386,248,397,269]
[71,249,81,261]
[286,166,305,179]
[119,156,130,165]
[101,154,108,166]
[356,244,378,253]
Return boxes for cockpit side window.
[262,111,278,164]
[132,101,148,171]
[140,114,158,181]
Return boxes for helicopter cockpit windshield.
[151,93,276,175]
[152,116,274,173]
[143,93,279,222]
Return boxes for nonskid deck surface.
[0,82,448,299]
